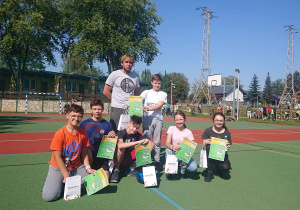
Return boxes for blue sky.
[47,0,300,91]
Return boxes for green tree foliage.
[248,74,260,104]
[271,78,284,96]
[140,69,152,87]
[0,0,60,89]
[263,72,272,104]
[224,75,244,88]
[61,57,104,77]
[166,72,189,102]
[60,0,162,74]
[293,70,300,92]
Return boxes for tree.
[0,0,60,89]
[140,69,152,86]
[271,78,284,96]
[166,73,189,103]
[263,72,272,104]
[293,70,300,92]
[61,57,104,77]
[248,74,260,104]
[62,0,162,74]
[224,75,244,88]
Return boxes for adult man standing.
[247,105,252,119]
[103,54,140,132]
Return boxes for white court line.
[0,139,52,142]
[234,131,300,135]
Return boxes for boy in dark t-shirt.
[79,98,116,179]
[110,115,154,183]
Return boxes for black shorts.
[92,153,109,171]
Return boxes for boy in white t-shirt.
[140,74,167,171]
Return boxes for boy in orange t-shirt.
[42,105,96,202]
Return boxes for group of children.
[42,74,232,202]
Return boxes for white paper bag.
[117,114,130,131]
[165,154,178,174]
[143,166,157,187]
[199,149,207,168]
[64,175,81,201]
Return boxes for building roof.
[213,85,247,96]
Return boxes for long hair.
[212,112,227,130]
[174,110,187,128]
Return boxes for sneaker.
[110,169,119,183]
[204,170,214,182]
[216,168,223,177]
[180,162,186,175]
[155,161,164,171]
[166,174,173,180]
[108,160,115,176]
[127,168,137,176]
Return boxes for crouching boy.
[110,115,154,183]
[42,105,95,202]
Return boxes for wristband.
[85,165,91,170]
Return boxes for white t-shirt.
[106,70,140,108]
[166,126,194,146]
[140,89,167,122]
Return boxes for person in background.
[247,104,252,119]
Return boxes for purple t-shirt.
[166,126,194,146]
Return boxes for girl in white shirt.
[165,110,198,179]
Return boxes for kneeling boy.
[79,98,116,178]
[110,115,154,183]
[42,105,95,202]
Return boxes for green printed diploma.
[129,96,143,116]
[97,136,117,159]
[208,137,227,161]
[135,143,152,167]
[83,168,109,196]
[176,138,197,163]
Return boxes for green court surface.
[1,141,300,209]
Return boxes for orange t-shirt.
[48,126,90,171]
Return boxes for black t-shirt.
[117,129,144,151]
[201,127,232,145]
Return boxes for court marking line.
[151,188,184,210]
[235,143,300,158]
[46,115,64,127]
[237,136,300,149]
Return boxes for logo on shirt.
[120,78,135,93]
[63,142,81,159]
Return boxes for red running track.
[1,128,300,155]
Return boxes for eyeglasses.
[69,115,83,119]
[214,120,224,123]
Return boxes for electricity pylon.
[279,25,297,108]
[193,7,217,106]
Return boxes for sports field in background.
[1,113,300,209]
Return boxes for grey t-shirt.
[106,70,140,108]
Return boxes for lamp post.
[170,81,175,113]
[235,69,240,120]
